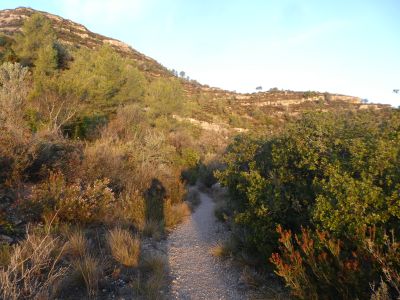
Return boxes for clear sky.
[1,0,399,106]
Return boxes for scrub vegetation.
[0,10,398,300]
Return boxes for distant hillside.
[0,7,389,135]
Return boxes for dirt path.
[165,189,249,300]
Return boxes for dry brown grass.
[141,274,165,300]
[133,253,167,300]
[106,227,140,267]
[65,229,87,258]
[0,230,67,300]
[211,242,230,258]
[164,200,191,229]
[210,239,235,258]
[72,255,101,299]
[116,191,146,230]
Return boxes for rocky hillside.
[0,7,388,133]
[0,7,171,77]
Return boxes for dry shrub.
[101,104,146,141]
[365,230,400,298]
[82,138,129,192]
[25,171,116,224]
[24,138,83,183]
[0,230,67,300]
[270,226,389,299]
[106,227,140,267]
[72,255,101,299]
[0,130,34,186]
[164,200,191,229]
[163,172,186,205]
[0,62,29,140]
[115,190,146,231]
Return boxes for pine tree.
[15,13,58,67]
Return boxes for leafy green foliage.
[0,35,18,64]
[218,110,400,298]
[58,45,146,109]
[218,111,400,256]
[145,77,183,117]
[15,13,57,66]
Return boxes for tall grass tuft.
[72,255,101,299]
[106,227,140,267]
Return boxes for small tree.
[256,86,263,91]
[179,71,185,78]
[0,62,29,130]
[146,78,183,117]
[15,13,58,67]
[268,87,279,92]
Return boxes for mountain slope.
[0,7,388,135]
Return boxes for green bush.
[217,110,400,297]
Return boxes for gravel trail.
[165,189,248,300]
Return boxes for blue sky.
[1,0,399,106]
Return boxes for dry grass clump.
[0,230,67,300]
[82,138,129,191]
[133,253,167,300]
[72,254,101,299]
[211,241,232,258]
[211,238,238,258]
[65,229,87,258]
[164,200,191,229]
[116,190,146,231]
[141,274,165,300]
[106,227,140,267]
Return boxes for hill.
[0,7,388,136]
